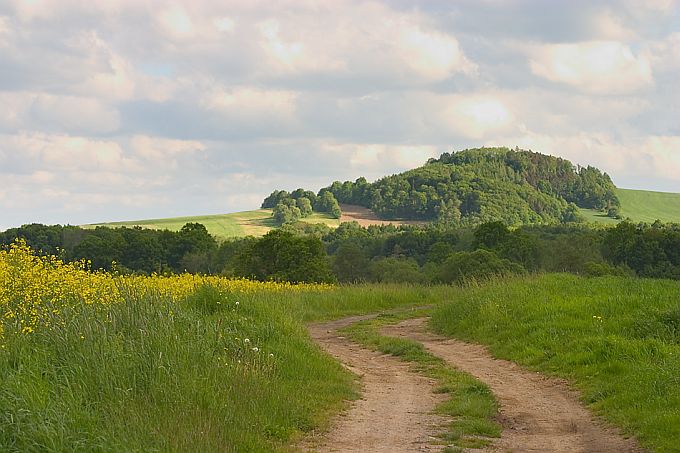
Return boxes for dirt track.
[303,315,447,452]
[383,318,643,453]
[304,315,644,453]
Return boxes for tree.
[235,230,335,283]
[332,242,370,282]
[297,197,313,217]
[473,221,510,249]
[436,250,526,284]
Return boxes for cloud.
[1,0,679,228]
[442,95,514,140]
[529,41,653,94]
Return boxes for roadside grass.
[0,284,450,452]
[0,286,359,452]
[340,310,501,452]
[430,274,680,453]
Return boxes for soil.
[302,315,448,452]
[339,204,427,228]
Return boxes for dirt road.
[303,314,644,453]
[303,315,447,452]
[382,318,643,453]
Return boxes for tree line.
[4,218,680,285]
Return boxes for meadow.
[431,275,680,452]
[3,242,680,452]
[84,210,341,240]
[0,242,441,452]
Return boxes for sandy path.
[382,318,644,453]
[339,204,426,228]
[303,315,447,452]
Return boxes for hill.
[616,188,680,223]
[305,147,620,226]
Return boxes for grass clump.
[430,273,680,453]
[340,311,501,450]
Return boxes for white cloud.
[323,142,439,174]
[159,6,195,40]
[395,22,477,81]
[442,95,515,140]
[529,41,653,94]
[130,135,206,161]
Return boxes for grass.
[578,208,620,224]
[580,188,680,225]
[340,310,501,451]
[430,274,680,453]
[616,188,680,224]
[83,210,341,239]
[0,284,450,452]
[5,276,680,451]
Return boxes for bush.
[436,249,526,284]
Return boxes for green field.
[580,188,680,225]
[616,188,680,223]
[431,275,680,452]
[84,210,341,239]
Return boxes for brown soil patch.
[302,315,448,452]
[382,318,644,453]
[339,204,427,228]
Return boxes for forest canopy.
[265,147,619,227]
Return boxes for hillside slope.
[84,210,340,239]
[579,188,680,225]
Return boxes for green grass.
[84,210,341,239]
[430,274,680,453]
[580,188,680,225]
[340,311,501,451]
[578,208,620,224]
[0,284,449,452]
[617,188,680,224]
[6,277,680,451]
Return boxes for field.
[616,188,680,223]
[580,188,680,225]
[3,242,680,451]
[431,275,680,452]
[82,187,680,240]
[84,209,341,239]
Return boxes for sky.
[1,0,679,229]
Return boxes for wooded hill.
[264,147,620,226]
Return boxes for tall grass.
[430,274,680,453]
[0,281,453,452]
[0,286,356,452]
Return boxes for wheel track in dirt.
[302,314,644,453]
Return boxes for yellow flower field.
[0,240,331,337]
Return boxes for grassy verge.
[430,274,680,453]
[340,310,500,452]
[0,284,451,452]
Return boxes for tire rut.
[302,315,448,452]
[381,318,645,453]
